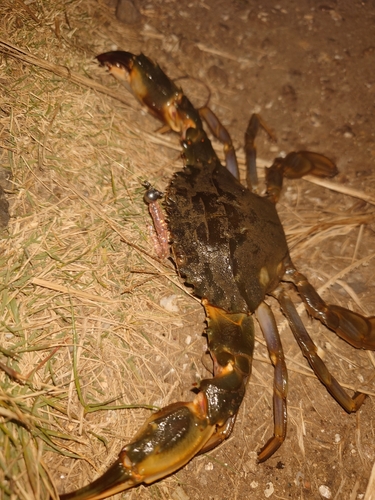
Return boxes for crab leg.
[198,106,239,178]
[59,304,254,499]
[255,301,288,462]
[284,262,375,351]
[198,303,254,446]
[275,285,367,412]
[244,114,276,193]
[265,151,338,203]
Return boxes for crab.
[59,51,375,500]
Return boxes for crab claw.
[96,50,135,87]
[59,304,257,500]
[59,400,215,500]
[96,51,201,135]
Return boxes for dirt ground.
[1,0,375,499]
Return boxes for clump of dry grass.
[0,2,187,498]
[1,1,375,500]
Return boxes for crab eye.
[144,187,163,204]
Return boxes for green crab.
[58,51,375,500]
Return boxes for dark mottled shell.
[166,129,289,314]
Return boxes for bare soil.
[1,1,375,499]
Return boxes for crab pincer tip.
[95,50,135,69]
[59,455,135,500]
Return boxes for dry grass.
[1,1,375,499]
[1,3,186,498]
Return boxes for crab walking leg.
[284,263,375,350]
[244,114,276,193]
[59,305,254,500]
[265,151,338,203]
[256,301,288,462]
[275,287,367,413]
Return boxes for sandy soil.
[1,1,375,499]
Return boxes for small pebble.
[160,295,179,313]
[319,485,332,499]
[264,482,274,498]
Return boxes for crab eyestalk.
[143,181,169,259]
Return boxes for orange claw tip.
[59,456,137,500]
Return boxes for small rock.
[339,124,355,138]
[160,294,179,313]
[319,485,332,499]
[264,481,274,498]
[116,0,141,24]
